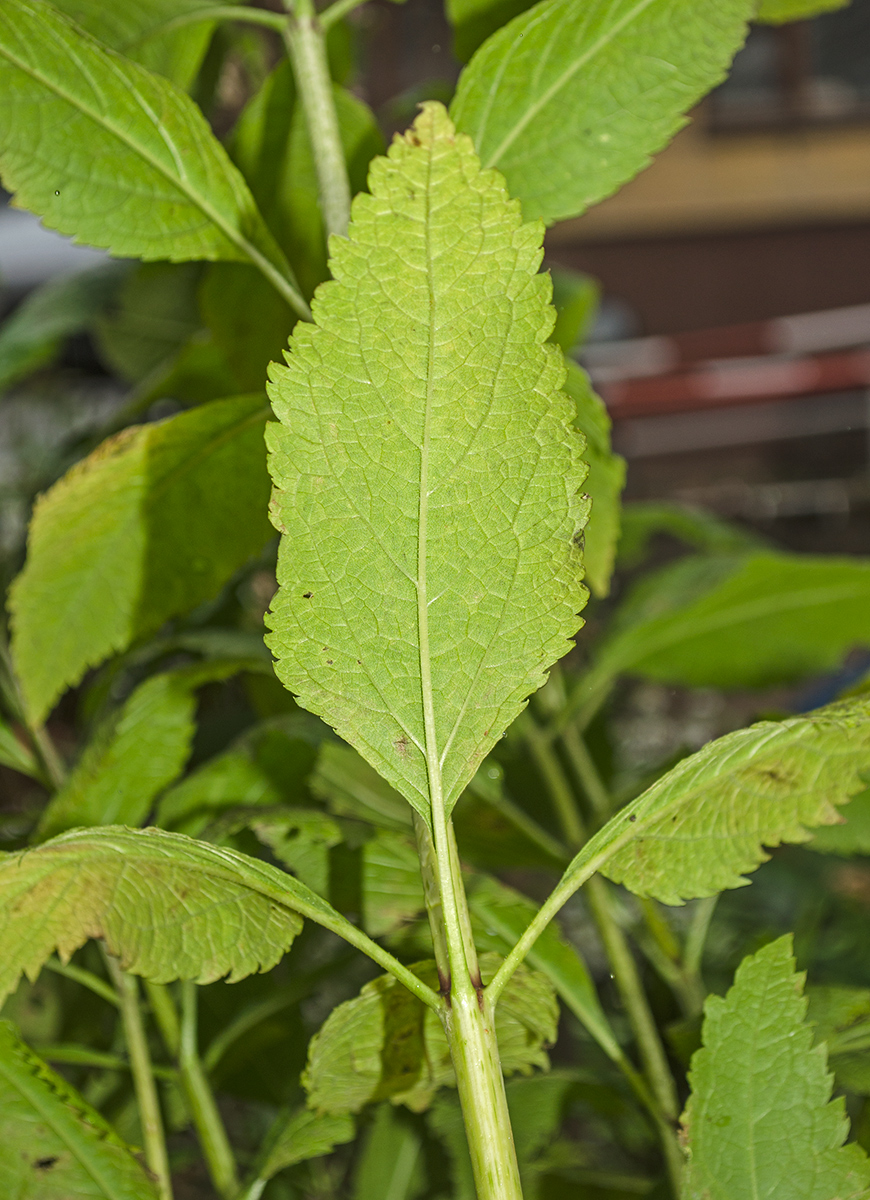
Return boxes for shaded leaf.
[360,831,426,937]
[808,986,870,1057]
[0,715,40,781]
[810,788,870,857]
[265,102,588,822]
[683,936,870,1199]
[564,361,624,598]
[617,500,765,568]
[0,263,127,394]
[303,954,557,1114]
[311,741,412,832]
[0,0,296,289]
[353,1105,425,1200]
[555,697,870,906]
[594,552,870,693]
[255,1105,355,1184]
[36,662,248,842]
[549,268,599,357]
[446,0,537,63]
[450,0,752,225]
[50,0,220,88]
[0,1019,158,1198]
[10,394,272,722]
[252,810,343,897]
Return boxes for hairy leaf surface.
[0,0,293,281]
[558,698,870,905]
[450,0,752,224]
[304,955,557,1114]
[10,395,272,722]
[683,937,870,1199]
[266,103,588,821]
[0,1020,159,1198]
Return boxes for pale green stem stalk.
[519,721,685,1192]
[34,1043,178,1080]
[562,726,611,821]
[44,957,119,1007]
[179,982,240,1200]
[105,956,173,1200]
[283,0,352,240]
[0,640,66,791]
[145,981,181,1057]
[683,895,718,1012]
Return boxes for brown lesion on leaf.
[395,736,409,758]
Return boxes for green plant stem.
[43,956,119,1007]
[683,894,718,1012]
[33,1043,178,1080]
[518,720,685,1192]
[318,0,369,30]
[179,982,240,1200]
[127,5,288,43]
[104,955,173,1200]
[562,725,611,821]
[145,981,181,1057]
[283,0,352,240]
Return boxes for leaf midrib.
[481,0,660,170]
[0,17,287,283]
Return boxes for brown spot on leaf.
[395,736,409,758]
[34,1157,59,1171]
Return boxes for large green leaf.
[683,936,870,1199]
[0,826,431,1010]
[757,0,850,21]
[446,0,537,63]
[303,954,558,1114]
[450,0,752,225]
[36,662,249,842]
[540,697,870,914]
[564,362,624,598]
[0,1020,158,1199]
[10,394,272,723]
[265,102,588,823]
[0,0,299,302]
[588,552,870,697]
[0,263,128,395]
[49,0,219,89]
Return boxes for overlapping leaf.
[757,0,849,21]
[304,955,558,1114]
[0,1020,158,1199]
[811,788,870,857]
[266,102,588,821]
[0,0,296,291]
[253,1106,355,1188]
[0,827,333,1001]
[450,0,752,224]
[10,394,272,722]
[683,937,870,1199]
[551,697,870,907]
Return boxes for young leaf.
[565,697,870,906]
[0,826,437,1010]
[757,0,849,21]
[10,394,272,723]
[50,0,219,89]
[0,0,301,309]
[450,0,753,225]
[35,662,247,842]
[564,362,624,598]
[811,787,870,857]
[0,263,127,394]
[254,1105,355,1187]
[592,552,870,694]
[265,102,588,822]
[303,954,558,1114]
[0,1019,159,1199]
[683,936,870,1199]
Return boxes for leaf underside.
[266,102,588,822]
[567,697,870,905]
[683,936,870,1199]
[0,827,312,1003]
